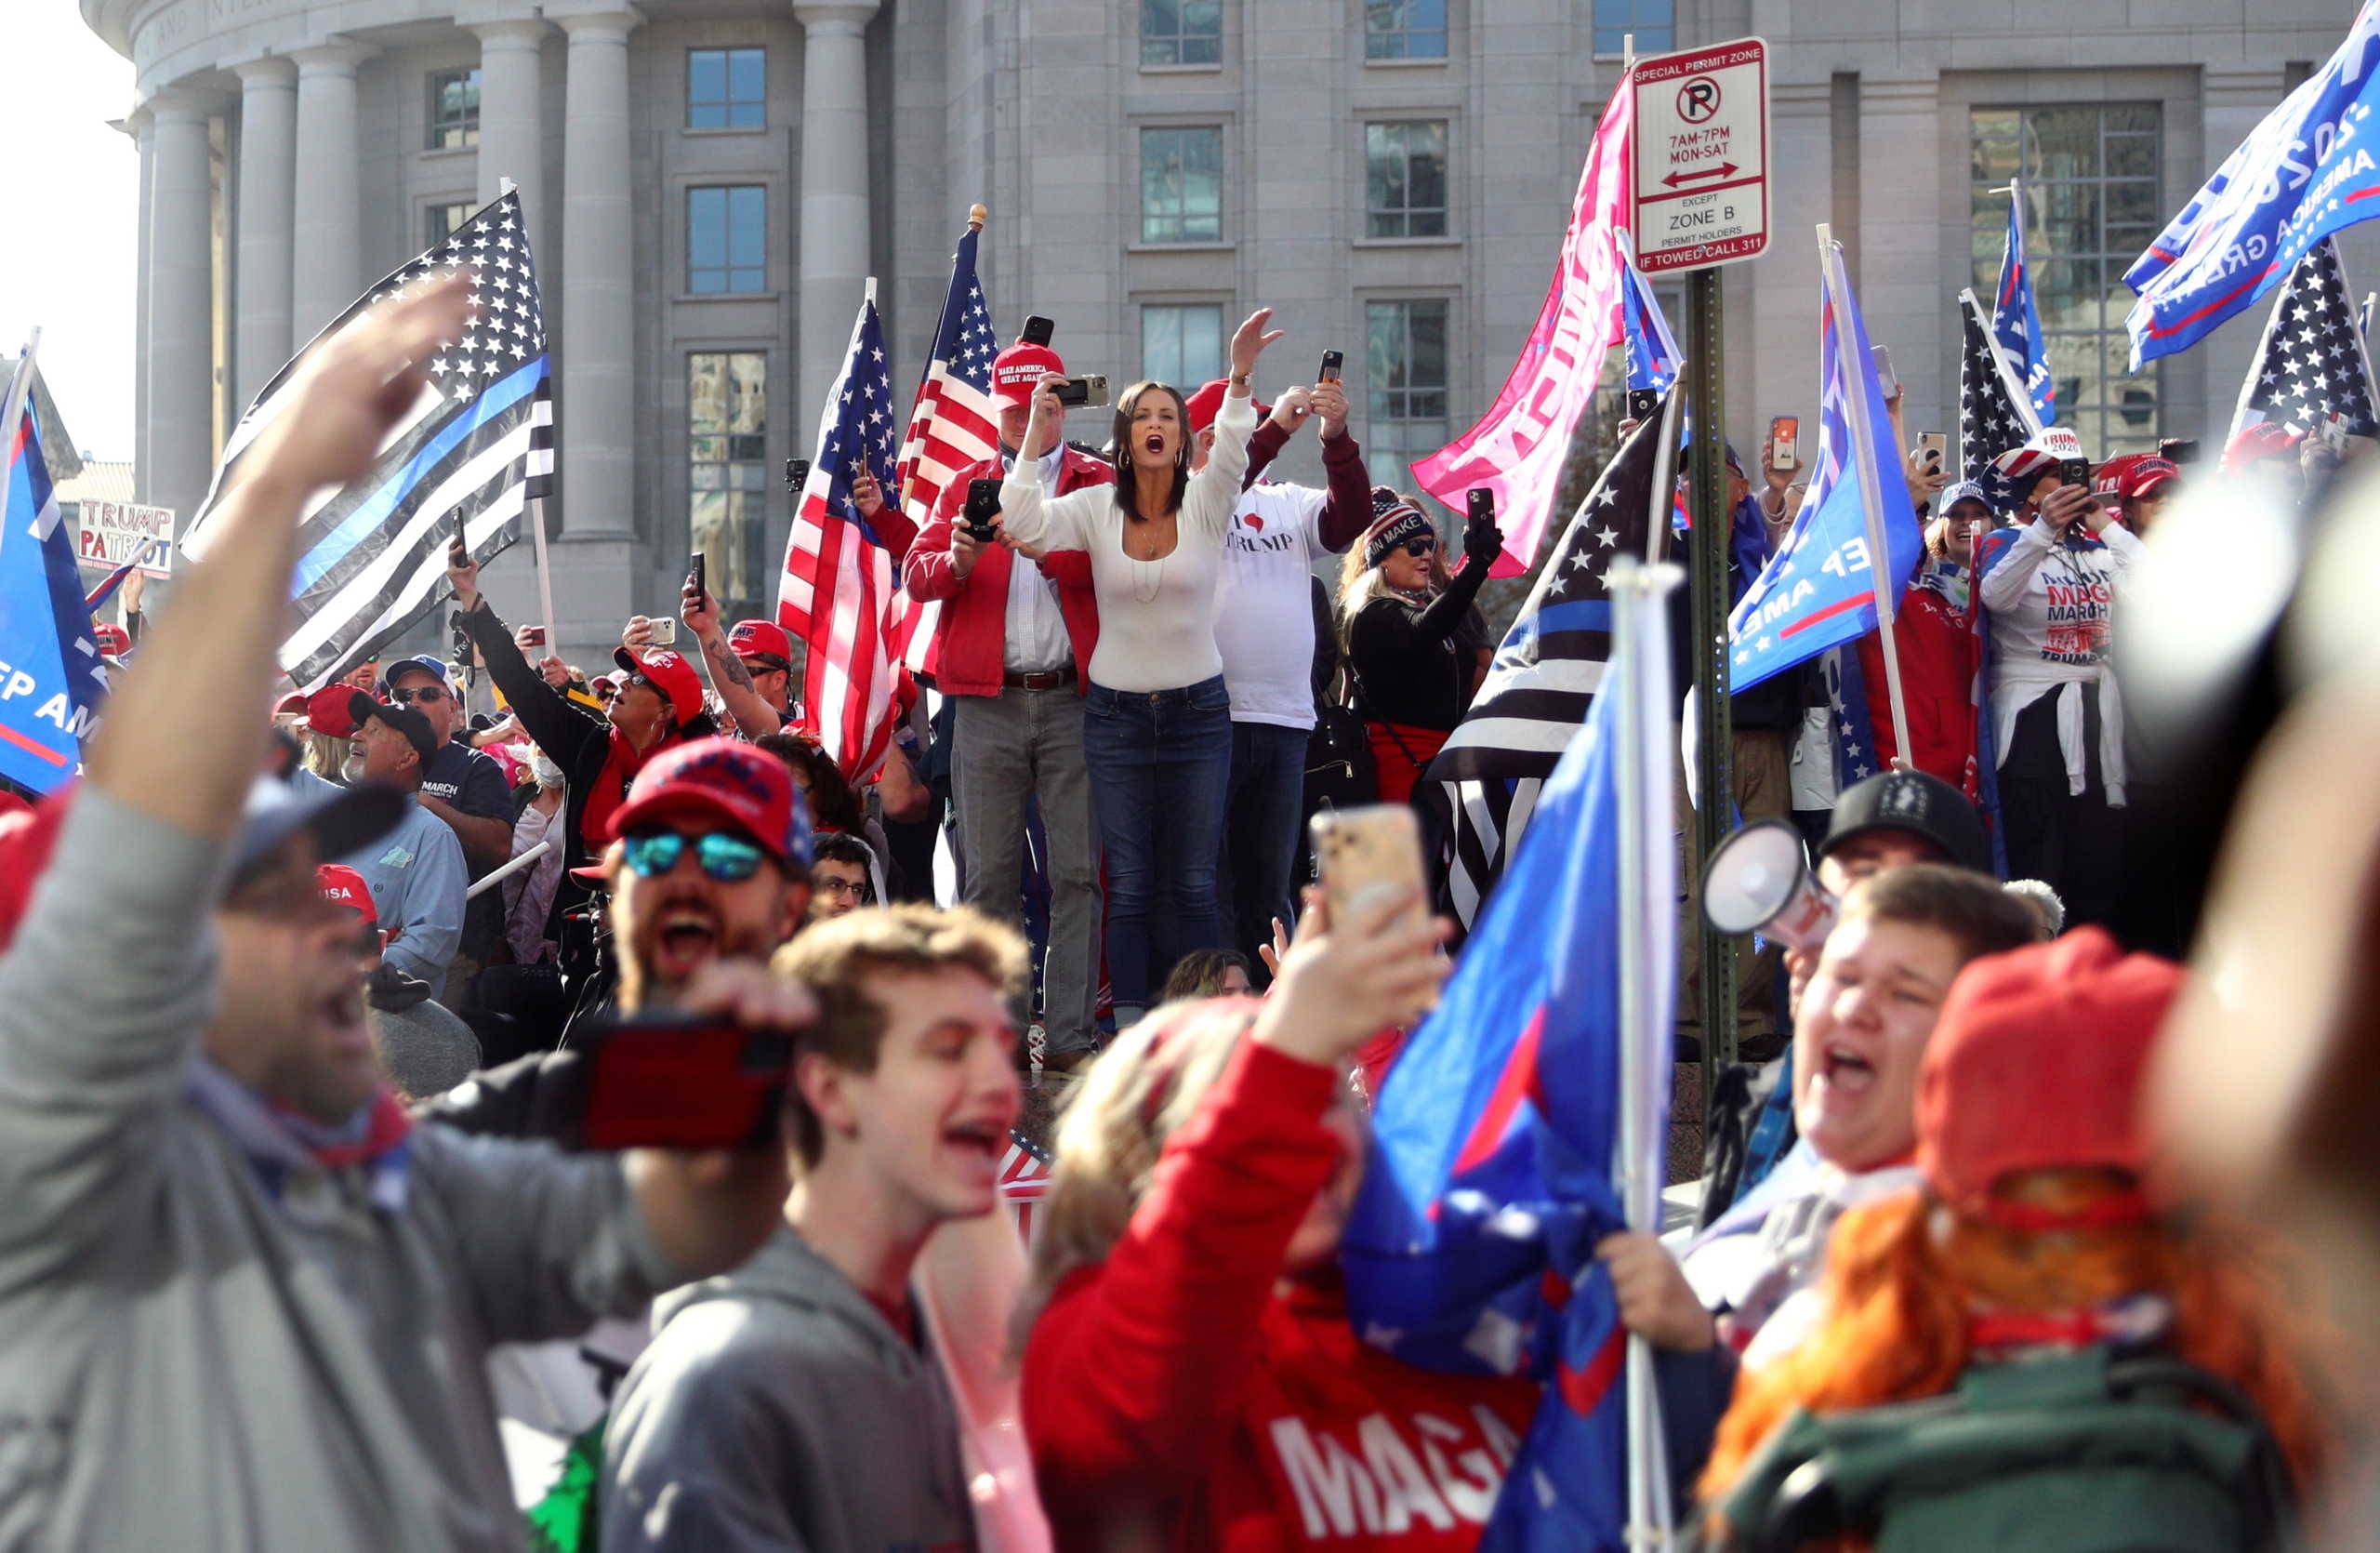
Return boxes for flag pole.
[497,176,560,653]
[1,330,46,509]
[1817,225,1914,768]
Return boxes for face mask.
[531,754,563,788]
[341,748,369,786]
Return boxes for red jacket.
[1855,569,1979,793]
[903,449,1112,697]
[1022,1039,1540,1553]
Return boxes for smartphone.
[2058,458,2094,501]
[2159,437,2201,467]
[1021,314,1056,348]
[1467,488,1496,524]
[1871,346,1898,399]
[962,477,1002,540]
[1051,374,1111,409]
[649,617,679,648]
[784,458,812,493]
[2321,411,2350,454]
[578,1015,794,1151]
[521,626,547,648]
[1626,387,1661,423]
[1318,349,1344,384]
[1311,804,1431,950]
[688,550,707,601]
[1916,431,1947,471]
[1769,416,1799,471]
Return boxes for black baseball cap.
[231,773,408,888]
[349,692,439,766]
[1818,770,1991,876]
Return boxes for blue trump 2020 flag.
[1992,187,2056,425]
[0,362,104,795]
[1343,562,1677,1551]
[1726,240,1923,694]
[1620,259,1680,396]
[2125,2,2380,367]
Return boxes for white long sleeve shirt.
[997,390,1256,692]
[1977,517,2144,803]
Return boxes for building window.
[688,47,766,129]
[1593,0,1674,56]
[689,352,771,617]
[1142,0,1222,66]
[1366,122,1448,238]
[428,68,481,151]
[1142,304,1225,388]
[1366,0,1448,60]
[1140,127,1223,245]
[1970,104,2163,454]
[687,186,769,295]
[1365,299,1448,487]
[426,201,476,249]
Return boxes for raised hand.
[1252,886,1450,1067]
[1310,378,1350,439]
[1228,307,1286,379]
[447,534,481,612]
[1269,386,1316,436]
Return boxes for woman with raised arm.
[996,308,1284,1028]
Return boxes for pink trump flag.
[1412,82,1635,577]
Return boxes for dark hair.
[769,905,1028,1167]
[811,830,876,875]
[1159,949,1253,1002]
[1108,380,1192,521]
[753,731,866,833]
[1840,863,2041,968]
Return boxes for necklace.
[1124,512,1174,601]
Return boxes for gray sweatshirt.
[0,788,683,1552]
[602,1223,977,1553]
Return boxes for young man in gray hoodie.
[0,277,802,1553]
[602,902,1029,1552]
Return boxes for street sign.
[74,499,176,577]
[1632,36,1770,275]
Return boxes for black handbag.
[1303,665,1377,814]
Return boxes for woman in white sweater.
[998,307,1283,1026]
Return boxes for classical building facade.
[80,0,2368,671]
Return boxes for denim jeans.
[1081,675,1233,1013]
[1218,721,1312,981]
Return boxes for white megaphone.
[1702,819,1838,952]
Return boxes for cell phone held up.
[1021,314,1056,348]
[784,458,812,494]
[689,550,707,601]
[2058,457,2094,496]
[1051,374,1111,410]
[1916,431,1947,472]
[1768,417,1799,473]
[961,477,1002,541]
[1311,804,1433,964]
[1318,349,1344,385]
[577,1015,794,1151]
[1625,387,1662,424]
[521,626,547,649]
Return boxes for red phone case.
[579,1020,791,1151]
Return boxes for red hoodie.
[1022,1039,1540,1552]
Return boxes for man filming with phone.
[903,329,1112,1074]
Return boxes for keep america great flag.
[181,191,553,692]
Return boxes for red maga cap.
[727,618,795,667]
[316,863,378,930]
[1183,378,1271,434]
[91,623,131,659]
[2093,452,2180,501]
[1917,926,2185,1223]
[990,342,1064,407]
[611,647,707,727]
[602,737,814,867]
[305,684,364,741]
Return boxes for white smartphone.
[1871,345,1899,399]
[648,617,679,648]
[1916,431,1947,471]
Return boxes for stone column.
[557,7,642,539]
[1751,79,1834,429]
[470,17,549,262]
[231,58,298,411]
[145,88,221,529]
[794,1,882,419]
[2197,63,2292,446]
[290,41,376,343]
[126,110,153,504]
[1856,72,1944,435]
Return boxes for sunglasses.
[1400,538,1437,558]
[390,684,447,705]
[623,828,769,883]
[739,654,792,675]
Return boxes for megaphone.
[1702,819,1838,952]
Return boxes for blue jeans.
[1219,721,1311,982]
[1081,675,1233,1012]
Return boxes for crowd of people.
[0,259,2371,1553]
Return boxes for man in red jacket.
[904,338,1113,1071]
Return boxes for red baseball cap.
[990,342,1064,407]
[316,863,379,931]
[2093,453,2180,502]
[727,618,795,669]
[2222,419,2305,475]
[304,684,364,741]
[611,646,706,728]
[91,622,130,660]
[602,737,814,867]
[274,692,310,718]
[1183,378,1271,434]
[1917,927,2185,1224]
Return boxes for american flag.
[999,1128,1052,1245]
[777,284,904,782]
[1418,392,1678,930]
[180,192,551,692]
[1957,288,2041,510]
[2231,235,2380,439]
[887,222,1001,675]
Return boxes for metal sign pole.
[1686,271,1736,1091]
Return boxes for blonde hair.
[298,730,350,780]
[1013,997,1262,1342]
[770,903,1029,1166]
[1334,502,1450,651]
